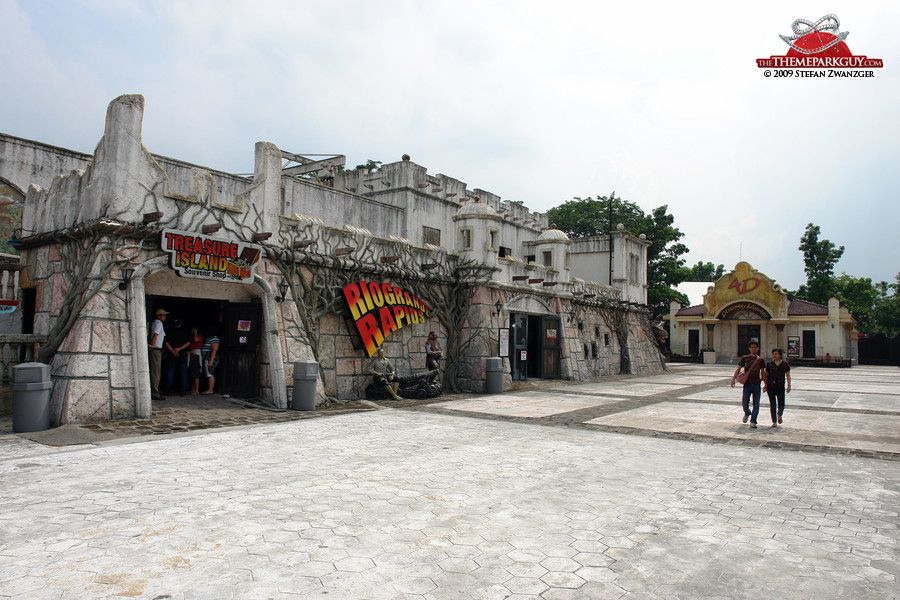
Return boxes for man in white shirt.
[149,309,168,400]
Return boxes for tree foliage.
[871,273,900,336]
[686,261,725,282]
[795,223,845,305]
[546,195,689,318]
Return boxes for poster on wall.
[499,328,509,357]
[161,228,264,283]
[787,336,800,357]
[341,280,431,357]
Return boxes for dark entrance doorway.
[510,313,561,380]
[802,330,816,359]
[688,329,700,356]
[147,296,262,398]
[737,324,761,356]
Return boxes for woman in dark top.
[731,341,766,428]
[765,348,792,427]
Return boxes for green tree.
[687,261,725,282]
[833,274,879,333]
[795,223,844,304]
[871,273,900,336]
[546,195,689,318]
[354,159,382,173]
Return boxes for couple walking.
[731,341,792,429]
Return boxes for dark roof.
[675,304,704,316]
[788,298,828,316]
[675,298,830,318]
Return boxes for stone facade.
[3,95,666,424]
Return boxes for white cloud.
[2,0,898,288]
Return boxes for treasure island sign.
[342,281,430,356]
[161,229,263,283]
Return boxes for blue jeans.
[767,387,786,423]
[742,383,761,424]
[165,356,189,395]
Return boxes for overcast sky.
[2,0,897,291]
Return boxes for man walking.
[731,340,766,429]
[148,309,168,400]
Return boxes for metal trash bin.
[485,357,504,394]
[292,360,318,411]
[12,362,52,433]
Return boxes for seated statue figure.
[366,347,401,400]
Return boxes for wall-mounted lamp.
[119,266,134,291]
[494,300,503,316]
[202,223,222,234]
[276,277,289,303]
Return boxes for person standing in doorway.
[425,331,443,372]
[731,340,766,428]
[187,326,204,395]
[200,328,220,395]
[164,318,190,396]
[765,348,792,427]
[148,309,168,400]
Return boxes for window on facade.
[498,246,511,258]
[459,228,472,250]
[423,226,441,246]
[564,251,571,269]
[526,254,536,263]
[591,342,598,358]
[584,343,589,357]
[604,333,610,346]
[595,326,601,338]
[489,229,499,251]
[542,250,552,267]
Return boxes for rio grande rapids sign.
[342,280,430,356]
[161,229,263,283]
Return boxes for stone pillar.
[775,323,785,349]
[706,323,716,350]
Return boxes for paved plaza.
[0,364,898,599]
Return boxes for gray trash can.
[12,362,52,433]
[485,357,504,394]
[292,360,318,411]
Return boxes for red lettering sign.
[161,228,263,283]
[342,281,430,356]
[728,277,761,294]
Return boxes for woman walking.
[765,348,792,427]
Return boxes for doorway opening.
[737,324,761,356]
[147,295,262,398]
[509,313,561,380]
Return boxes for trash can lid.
[12,362,51,384]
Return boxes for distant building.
[668,261,857,363]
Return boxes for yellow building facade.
[668,262,857,364]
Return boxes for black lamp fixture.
[276,277,289,303]
[494,299,503,317]
[118,266,134,291]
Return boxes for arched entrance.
[718,301,771,356]
[128,256,286,416]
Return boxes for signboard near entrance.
[161,229,263,283]
[341,280,431,356]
